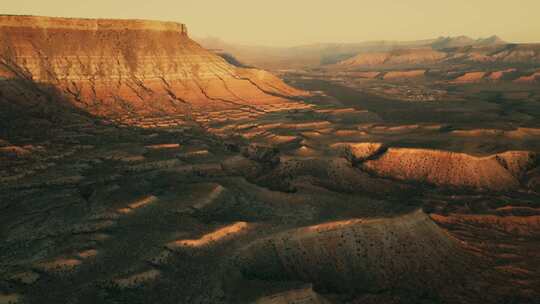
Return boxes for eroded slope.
[0,16,308,118]
[238,210,483,300]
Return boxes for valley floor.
[1,74,540,304]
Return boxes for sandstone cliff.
[0,16,308,118]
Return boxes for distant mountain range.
[196,35,511,70]
[430,35,506,49]
[336,43,540,69]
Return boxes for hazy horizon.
[3,0,540,47]
[195,34,508,48]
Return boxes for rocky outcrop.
[487,68,516,80]
[452,72,486,83]
[331,142,386,163]
[495,151,538,179]
[514,70,540,83]
[0,15,308,118]
[361,148,537,191]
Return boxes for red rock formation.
[514,70,540,83]
[487,68,516,80]
[452,71,486,83]
[361,148,537,191]
[330,142,385,163]
[0,16,308,118]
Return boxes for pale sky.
[3,0,540,46]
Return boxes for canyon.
[1,15,539,304]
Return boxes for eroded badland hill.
[1,16,539,304]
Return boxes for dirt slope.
[361,148,537,191]
[238,210,480,298]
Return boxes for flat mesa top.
[0,15,187,33]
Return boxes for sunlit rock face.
[361,148,537,191]
[0,16,307,118]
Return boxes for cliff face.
[0,16,307,118]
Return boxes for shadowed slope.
[237,210,481,299]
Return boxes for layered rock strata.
[0,15,308,118]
